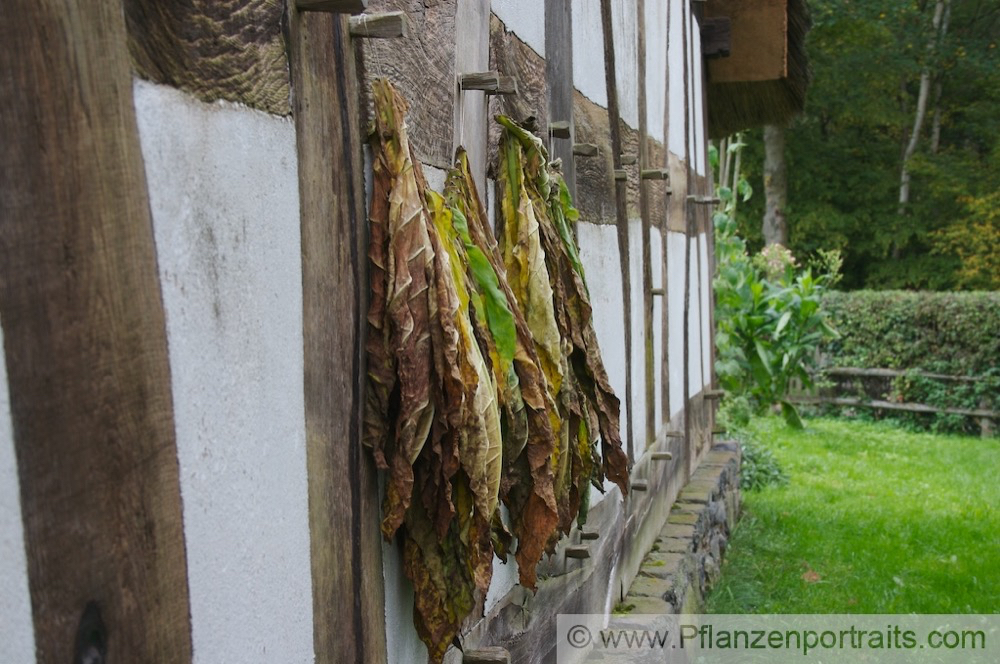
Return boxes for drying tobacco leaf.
[496,115,630,524]
[367,79,500,662]
[444,150,559,589]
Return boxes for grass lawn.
[704,416,1000,613]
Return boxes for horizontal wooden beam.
[348,12,407,38]
[651,287,664,297]
[296,0,368,14]
[789,396,997,419]
[463,647,512,664]
[704,389,725,399]
[651,451,674,461]
[613,169,627,181]
[620,153,637,165]
[631,480,649,491]
[579,531,600,541]
[664,430,685,439]
[565,546,591,559]
[687,195,721,204]
[822,366,983,384]
[573,142,599,157]
[548,120,571,138]
[458,72,517,95]
[641,168,669,180]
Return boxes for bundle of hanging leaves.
[364,79,628,662]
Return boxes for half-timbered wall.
[0,0,718,662]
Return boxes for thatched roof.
[705,0,811,138]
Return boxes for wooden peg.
[652,451,673,461]
[548,121,571,139]
[664,431,685,439]
[651,287,664,296]
[687,195,722,204]
[712,426,728,435]
[632,480,649,491]
[348,12,408,37]
[573,143,599,157]
[614,169,627,182]
[620,153,637,165]
[580,531,600,541]
[463,647,512,664]
[296,0,368,14]
[459,72,517,95]
[704,389,725,399]
[641,169,669,180]
[565,546,591,559]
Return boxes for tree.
[762,124,789,246]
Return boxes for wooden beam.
[459,72,518,95]
[0,2,192,661]
[287,10,387,664]
[614,168,628,181]
[565,546,591,559]
[548,120,571,138]
[789,396,998,420]
[601,0,635,464]
[546,0,576,195]
[620,153,638,165]
[464,647,512,663]
[700,17,732,58]
[348,12,408,38]
[652,452,674,461]
[631,480,650,491]
[573,142,600,156]
[580,531,600,541]
[641,168,670,180]
[297,0,368,14]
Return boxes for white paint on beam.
[0,324,37,664]
[692,15,707,176]
[134,80,314,664]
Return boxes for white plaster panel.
[645,0,668,143]
[687,8,696,170]
[688,235,704,394]
[627,219,646,450]
[572,0,607,108]
[650,226,664,427]
[134,80,314,664]
[692,18,706,176]
[613,0,640,129]
[667,0,687,157]
[666,231,686,418]
[699,233,712,386]
[491,0,545,56]
[0,324,36,664]
[578,222,629,498]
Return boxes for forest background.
[733,0,1000,290]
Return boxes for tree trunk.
[898,0,949,216]
[762,124,788,246]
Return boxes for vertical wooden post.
[546,0,577,198]
[600,0,636,465]
[287,10,387,663]
[0,2,192,662]
[661,0,674,425]
[637,0,657,450]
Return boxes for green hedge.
[819,291,1000,434]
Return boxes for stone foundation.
[621,441,741,615]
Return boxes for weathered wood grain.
[546,0,577,196]
[124,0,291,115]
[637,0,657,450]
[349,11,409,38]
[487,13,550,178]
[287,9,387,663]
[361,0,457,168]
[600,0,635,463]
[0,2,192,662]
[298,0,369,13]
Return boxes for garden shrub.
[820,291,1000,434]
